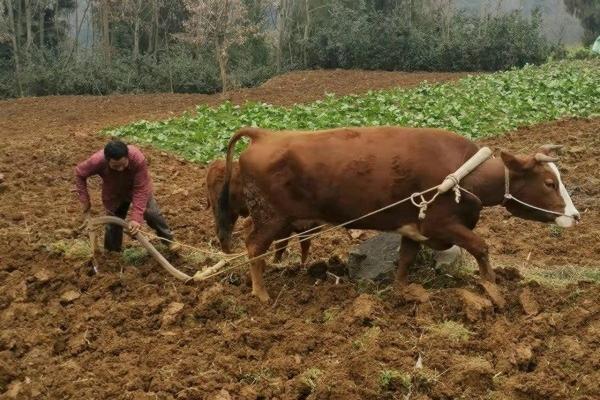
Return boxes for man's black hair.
[104,140,129,160]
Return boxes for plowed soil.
[0,69,598,400]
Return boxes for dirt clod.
[480,280,507,309]
[60,290,81,304]
[161,302,185,327]
[211,389,232,400]
[401,283,431,303]
[33,268,53,283]
[519,288,540,316]
[349,293,380,324]
[456,289,494,321]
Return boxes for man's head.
[104,140,129,171]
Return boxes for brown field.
[0,70,598,400]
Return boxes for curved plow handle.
[87,216,193,282]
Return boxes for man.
[75,140,178,252]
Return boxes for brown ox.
[205,159,315,265]
[217,127,580,302]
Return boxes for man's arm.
[129,154,152,225]
[75,151,104,212]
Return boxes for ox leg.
[246,220,289,303]
[299,237,311,267]
[444,224,495,282]
[273,238,289,263]
[395,237,420,286]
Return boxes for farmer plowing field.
[75,140,180,253]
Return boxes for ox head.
[500,144,580,228]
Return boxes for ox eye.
[544,179,556,190]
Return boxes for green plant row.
[107,60,600,163]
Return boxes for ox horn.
[534,153,559,163]
[538,144,563,155]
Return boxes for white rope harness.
[196,148,494,280]
[502,167,567,217]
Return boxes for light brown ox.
[205,159,316,265]
[217,127,580,302]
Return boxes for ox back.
[238,126,480,230]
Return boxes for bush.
[306,2,553,72]
[0,43,259,99]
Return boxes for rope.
[81,151,492,282]
[272,222,329,245]
[193,185,447,281]
[502,167,567,218]
[197,179,491,281]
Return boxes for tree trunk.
[39,5,44,47]
[276,0,288,72]
[54,0,59,39]
[25,0,33,50]
[149,0,159,55]
[216,40,228,94]
[7,0,24,96]
[303,0,310,67]
[16,0,22,42]
[102,0,110,63]
[133,16,140,60]
[75,0,79,54]
[65,0,92,66]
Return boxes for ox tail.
[216,128,266,250]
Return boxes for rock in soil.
[347,232,402,281]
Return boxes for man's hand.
[128,220,141,236]
[78,204,91,231]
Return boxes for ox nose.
[573,212,581,222]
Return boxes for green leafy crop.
[107,60,600,163]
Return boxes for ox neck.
[462,157,507,207]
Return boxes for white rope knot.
[419,204,427,220]
[445,174,460,186]
[453,186,462,203]
[410,191,440,220]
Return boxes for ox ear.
[500,151,535,173]
[537,144,563,156]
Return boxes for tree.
[114,0,147,60]
[564,0,600,45]
[182,0,257,93]
[0,1,9,43]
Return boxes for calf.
[217,127,580,302]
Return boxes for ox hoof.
[480,270,496,283]
[252,289,271,303]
